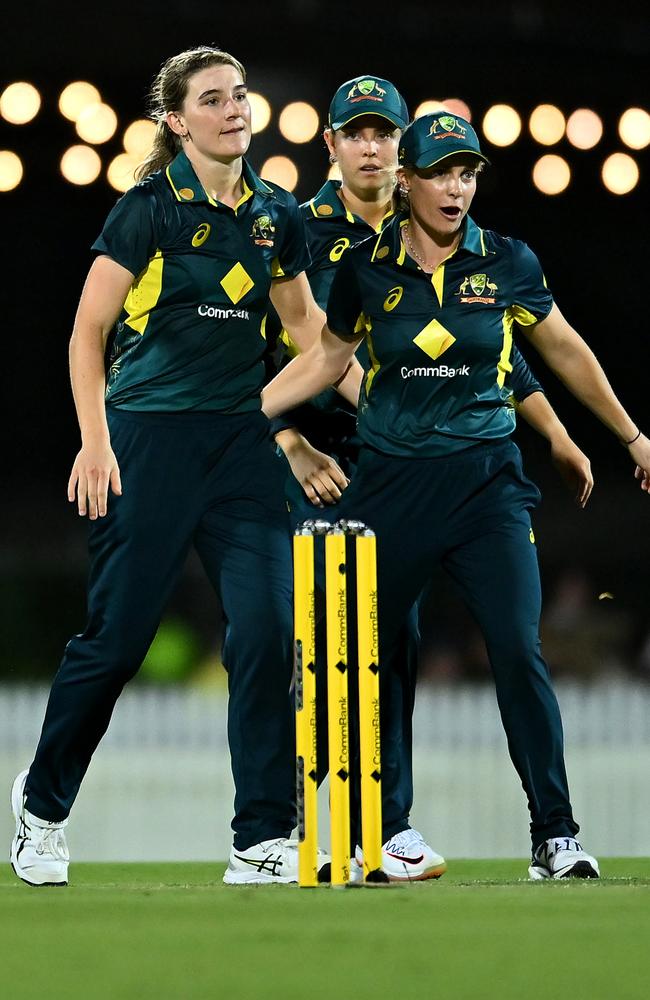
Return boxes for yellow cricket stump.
[356,530,383,881]
[325,528,350,887]
[294,530,318,887]
[293,519,384,888]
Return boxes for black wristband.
[623,429,641,446]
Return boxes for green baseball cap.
[328,75,409,131]
[399,112,490,168]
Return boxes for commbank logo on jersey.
[251,215,276,247]
[429,116,467,141]
[347,79,387,103]
[456,273,498,304]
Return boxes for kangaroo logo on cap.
[358,79,376,95]
[347,78,387,102]
[429,116,467,137]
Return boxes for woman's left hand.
[629,433,650,492]
[550,435,594,508]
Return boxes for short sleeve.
[509,239,554,327]
[326,251,365,342]
[91,184,159,278]
[509,345,543,402]
[271,194,311,280]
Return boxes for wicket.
[294,518,387,887]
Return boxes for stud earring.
[329,153,337,164]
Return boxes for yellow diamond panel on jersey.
[413,319,456,361]
[325,212,553,457]
[93,152,309,412]
[221,262,255,304]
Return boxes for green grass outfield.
[1,859,648,1000]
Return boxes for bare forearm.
[551,346,636,441]
[69,327,110,445]
[517,390,569,445]
[527,315,638,443]
[333,358,363,408]
[263,352,341,418]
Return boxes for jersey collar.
[370,212,491,265]
[306,180,353,221]
[306,179,393,232]
[165,151,274,208]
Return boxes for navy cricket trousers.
[335,438,579,853]
[26,408,296,850]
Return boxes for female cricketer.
[272,82,594,880]
[10,45,337,887]
[263,111,649,880]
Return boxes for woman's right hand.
[67,443,122,519]
[629,433,650,493]
[275,429,349,507]
[550,434,594,508]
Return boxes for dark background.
[1,1,648,682]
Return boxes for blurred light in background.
[441,98,472,121]
[76,102,118,144]
[261,155,298,190]
[107,152,139,192]
[415,99,446,117]
[60,145,102,185]
[279,101,319,143]
[566,108,603,149]
[328,162,342,182]
[0,82,41,124]
[601,152,639,194]
[0,150,23,191]
[248,92,271,134]
[58,81,101,122]
[532,154,571,194]
[414,99,472,121]
[123,119,157,158]
[482,104,521,146]
[529,104,565,145]
[618,107,650,150]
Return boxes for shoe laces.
[537,837,583,862]
[385,828,425,853]
[31,824,69,862]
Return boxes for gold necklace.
[403,224,458,271]
[402,225,433,270]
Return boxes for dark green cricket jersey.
[268,179,393,443]
[301,179,391,320]
[92,152,310,412]
[327,212,553,457]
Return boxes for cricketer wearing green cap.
[398,110,490,169]
[270,75,409,516]
[267,101,583,880]
[261,107,650,878]
[328,74,410,131]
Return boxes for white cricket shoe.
[223,837,330,885]
[10,770,69,887]
[528,837,600,880]
[356,828,447,882]
[349,856,364,884]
